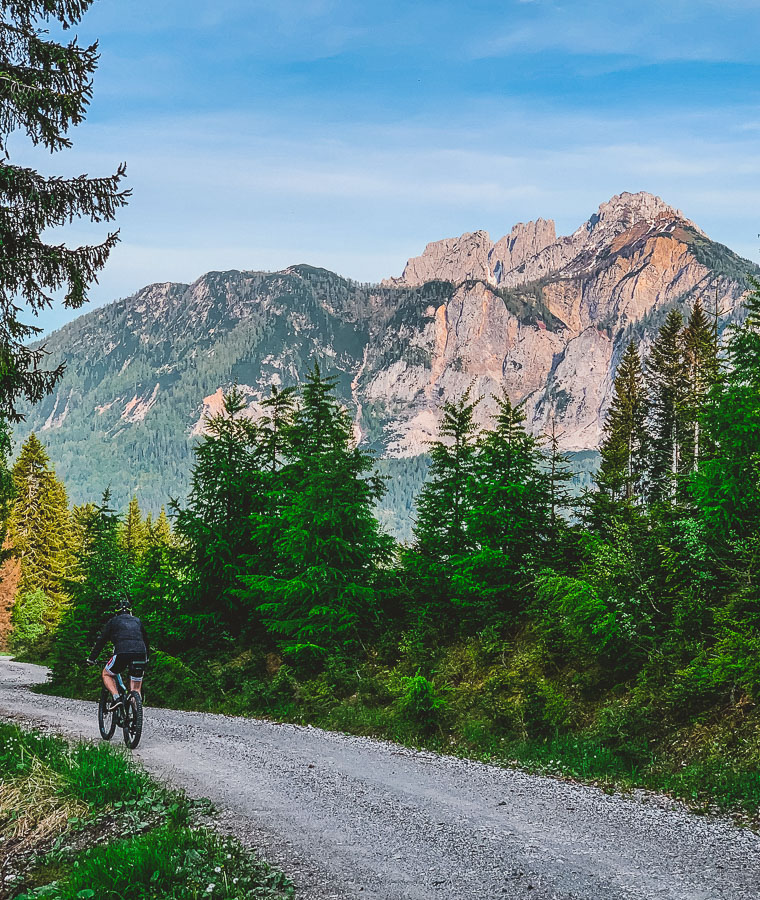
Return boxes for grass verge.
[0,722,293,899]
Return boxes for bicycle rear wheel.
[122,690,143,749]
[98,687,117,740]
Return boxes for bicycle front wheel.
[98,687,117,740]
[122,690,143,749]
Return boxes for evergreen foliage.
[249,365,393,663]
[121,495,148,560]
[0,0,129,420]
[8,432,72,653]
[597,341,649,503]
[646,309,690,500]
[48,492,133,687]
[171,387,266,645]
[413,393,480,559]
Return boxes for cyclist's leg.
[128,657,145,697]
[103,655,122,701]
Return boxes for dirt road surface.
[1,657,758,900]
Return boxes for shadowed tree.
[0,0,129,419]
[597,341,649,503]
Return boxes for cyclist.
[86,598,150,711]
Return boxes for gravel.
[1,657,759,900]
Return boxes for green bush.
[395,675,446,735]
[9,590,50,657]
[146,651,200,708]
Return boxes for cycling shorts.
[105,653,147,681]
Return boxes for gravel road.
[1,657,758,900]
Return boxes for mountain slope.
[16,192,757,532]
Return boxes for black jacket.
[90,612,150,659]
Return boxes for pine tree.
[249,365,393,663]
[150,507,172,546]
[597,341,649,502]
[173,387,265,640]
[683,300,718,472]
[695,282,760,539]
[646,309,689,500]
[545,418,572,536]
[413,393,480,559]
[120,495,147,560]
[49,491,133,688]
[260,384,298,472]
[0,1,129,419]
[9,433,72,647]
[465,393,552,613]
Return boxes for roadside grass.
[18,827,293,900]
[0,723,293,900]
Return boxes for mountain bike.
[97,669,145,750]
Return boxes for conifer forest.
[3,286,760,814]
[3,0,760,832]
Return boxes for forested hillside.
[6,282,760,818]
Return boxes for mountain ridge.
[17,191,758,534]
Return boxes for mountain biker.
[86,599,150,710]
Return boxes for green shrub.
[146,651,200,708]
[9,590,50,657]
[395,675,446,735]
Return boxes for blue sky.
[15,0,760,333]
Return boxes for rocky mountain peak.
[389,192,707,293]
[578,191,701,245]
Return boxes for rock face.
[16,192,756,519]
[369,191,749,453]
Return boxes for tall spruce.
[0,0,129,419]
[0,418,14,562]
[9,433,72,637]
[414,393,480,559]
[683,300,718,472]
[48,492,133,687]
[597,341,649,502]
[466,393,552,612]
[173,388,264,639]
[646,309,689,500]
[545,418,571,536]
[120,495,147,561]
[694,282,760,540]
[250,365,392,663]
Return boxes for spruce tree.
[0,1,129,419]
[545,418,572,537]
[49,491,133,688]
[150,507,172,546]
[0,418,14,563]
[695,282,760,539]
[466,393,552,613]
[646,309,689,500]
[683,300,718,472]
[413,393,480,559]
[9,433,72,645]
[260,384,298,472]
[597,341,649,502]
[249,365,393,663]
[120,495,147,561]
[173,387,265,640]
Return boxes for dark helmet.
[117,598,132,615]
